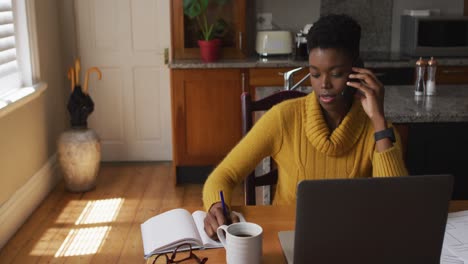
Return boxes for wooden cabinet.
[436,66,468,84]
[406,123,468,199]
[171,69,245,181]
[171,0,247,60]
[465,0,468,16]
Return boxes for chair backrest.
[241,90,307,205]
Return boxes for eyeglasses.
[150,243,208,264]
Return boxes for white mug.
[217,222,263,264]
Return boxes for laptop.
[278,175,453,264]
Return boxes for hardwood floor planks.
[91,164,155,264]
[0,181,68,263]
[0,162,244,263]
[117,163,172,264]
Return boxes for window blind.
[0,0,20,97]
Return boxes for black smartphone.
[343,57,364,97]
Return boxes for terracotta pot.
[57,128,101,192]
[198,39,222,62]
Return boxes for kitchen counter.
[385,85,468,123]
[169,55,468,69]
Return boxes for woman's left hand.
[347,67,385,124]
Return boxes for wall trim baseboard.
[0,154,60,249]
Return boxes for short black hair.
[307,14,361,61]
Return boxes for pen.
[219,190,231,224]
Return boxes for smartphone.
[343,57,364,97]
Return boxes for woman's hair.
[306,14,361,61]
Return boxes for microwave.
[400,15,468,57]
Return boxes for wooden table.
[193,201,468,264]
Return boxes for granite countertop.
[385,85,468,123]
[169,53,468,69]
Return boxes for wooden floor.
[0,162,244,263]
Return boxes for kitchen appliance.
[400,15,468,56]
[294,24,313,60]
[256,30,293,57]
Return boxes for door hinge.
[164,48,169,65]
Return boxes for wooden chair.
[241,90,307,205]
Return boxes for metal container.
[255,30,293,56]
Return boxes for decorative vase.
[57,128,101,192]
[198,39,222,62]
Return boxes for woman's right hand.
[204,202,240,240]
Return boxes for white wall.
[256,0,321,32]
[0,0,67,206]
[0,0,68,247]
[59,0,78,70]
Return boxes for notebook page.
[192,210,222,248]
[141,208,202,257]
[440,246,464,264]
[192,210,246,248]
[444,210,468,261]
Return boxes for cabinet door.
[171,0,246,60]
[171,69,244,166]
[436,66,468,84]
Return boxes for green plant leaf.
[206,24,214,40]
[182,0,192,10]
[200,0,209,11]
[213,18,228,38]
[183,0,231,40]
[184,4,199,18]
[183,0,203,18]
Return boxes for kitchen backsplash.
[255,0,320,33]
[256,0,464,53]
[321,0,393,53]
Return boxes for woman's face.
[308,48,353,113]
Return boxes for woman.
[202,14,408,239]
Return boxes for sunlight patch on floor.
[30,198,125,257]
[75,198,124,224]
[54,226,110,257]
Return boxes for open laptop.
[279,175,453,264]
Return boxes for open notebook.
[141,208,245,259]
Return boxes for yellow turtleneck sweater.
[203,92,408,210]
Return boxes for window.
[0,0,21,95]
[0,0,42,112]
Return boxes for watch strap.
[374,127,396,143]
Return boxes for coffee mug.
[217,222,263,264]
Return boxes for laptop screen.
[291,175,453,264]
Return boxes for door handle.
[239,32,243,51]
[241,73,246,92]
[442,69,466,74]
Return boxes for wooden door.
[171,69,244,166]
[74,0,172,161]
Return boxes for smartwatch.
[374,127,396,143]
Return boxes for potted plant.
[183,0,230,62]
